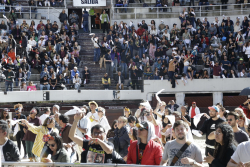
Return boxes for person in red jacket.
[239,99,250,119]
[127,121,162,165]
[136,26,145,37]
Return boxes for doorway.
[89,8,110,33]
[68,9,82,28]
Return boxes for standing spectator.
[161,120,202,166]
[20,59,31,81]
[102,73,110,90]
[189,102,200,129]
[91,34,100,64]
[23,108,41,162]
[15,68,26,87]
[69,11,79,25]
[131,65,139,90]
[75,108,91,140]
[105,49,113,78]
[221,56,231,73]
[113,116,130,158]
[226,112,249,144]
[0,120,21,161]
[13,103,27,159]
[227,141,250,166]
[82,66,90,84]
[127,121,162,165]
[239,99,250,119]
[100,10,109,34]
[39,107,51,125]
[204,124,236,166]
[97,107,111,135]
[168,58,176,82]
[82,10,89,33]
[5,67,15,92]
[199,106,225,167]
[115,71,124,90]
[199,0,209,10]
[167,100,179,111]
[210,61,221,79]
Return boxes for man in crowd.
[199,105,225,167]
[115,71,124,90]
[0,120,21,161]
[161,120,202,166]
[39,107,51,124]
[86,101,99,128]
[189,102,200,129]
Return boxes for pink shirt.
[27,85,37,91]
[154,124,162,138]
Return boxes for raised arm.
[68,113,83,147]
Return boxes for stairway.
[77,33,108,90]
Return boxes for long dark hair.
[111,120,118,131]
[0,110,9,120]
[42,117,55,127]
[213,123,237,159]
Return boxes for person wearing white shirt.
[38,37,46,52]
[39,107,51,124]
[227,141,250,167]
[75,109,91,139]
[96,107,111,134]
[213,17,220,26]
[28,37,37,51]
[86,101,99,128]
[163,29,170,40]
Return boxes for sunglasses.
[226,119,232,122]
[139,128,147,131]
[93,132,104,136]
[47,144,55,147]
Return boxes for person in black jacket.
[204,123,237,167]
[167,100,179,111]
[115,71,124,90]
[69,114,126,164]
[0,120,20,161]
[5,66,15,92]
[21,33,27,57]
[59,9,68,24]
[15,68,26,87]
[131,65,138,90]
[13,103,27,159]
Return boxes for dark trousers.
[16,131,27,155]
[205,147,215,167]
[132,79,138,89]
[168,71,174,81]
[102,22,108,33]
[26,141,35,158]
[191,118,196,129]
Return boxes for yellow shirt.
[28,125,59,157]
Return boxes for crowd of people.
[0,98,250,166]
[0,8,95,91]
[91,12,250,89]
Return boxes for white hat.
[53,105,60,111]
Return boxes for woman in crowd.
[204,123,237,167]
[27,81,37,91]
[107,120,118,138]
[21,117,59,159]
[229,70,238,78]
[23,107,42,162]
[234,108,248,132]
[220,70,229,78]
[13,103,27,159]
[114,116,130,158]
[82,66,91,84]
[127,115,138,142]
[73,73,81,90]
[0,108,9,121]
[124,107,132,119]
[41,132,70,163]
[20,81,27,91]
[97,107,111,134]
[49,73,57,90]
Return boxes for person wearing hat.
[5,66,15,91]
[188,102,200,129]
[127,121,162,165]
[97,107,111,135]
[86,101,99,128]
[199,105,225,167]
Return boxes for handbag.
[170,141,191,166]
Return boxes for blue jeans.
[56,43,61,53]
[154,76,160,80]
[40,84,50,90]
[183,66,188,75]
[139,47,145,59]
[83,21,89,32]
[199,2,209,9]
[26,71,31,80]
[121,62,127,78]
[123,4,128,12]
[180,0,186,5]
[5,81,13,91]
[94,48,100,62]
[168,71,174,81]
[202,43,207,50]
[15,78,26,87]
[75,57,80,66]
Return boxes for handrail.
[2,161,175,167]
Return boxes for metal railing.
[112,3,250,19]
[2,162,174,167]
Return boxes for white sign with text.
[73,0,106,6]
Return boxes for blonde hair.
[118,116,128,124]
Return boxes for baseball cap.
[192,102,196,104]
[136,121,148,130]
[239,58,243,61]
[208,105,219,112]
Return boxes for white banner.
[73,0,106,6]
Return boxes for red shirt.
[191,107,196,118]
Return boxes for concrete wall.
[0,78,248,103]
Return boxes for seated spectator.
[187,66,196,80]
[49,73,57,90]
[144,67,153,80]
[27,81,37,91]
[15,68,26,87]
[62,66,70,84]
[71,66,79,81]
[211,34,221,48]
[239,69,248,78]
[42,53,53,71]
[229,70,238,78]
[220,69,229,78]
[8,48,15,62]
[68,58,77,71]
[20,81,27,91]
[57,74,67,90]
[115,71,124,90]
[102,73,110,90]
[0,120,21,161]
[159,64,167,80]
[40,75,50,90]
[41,132,70,163]
[73,73,81,90]
[72,47,80,66]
